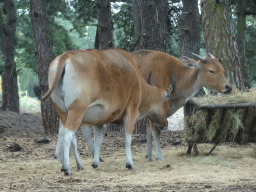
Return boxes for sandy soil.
[0,109,256,191]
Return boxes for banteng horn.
[147,71,155,87]
[208,53,215,58]
[192,53,206,62]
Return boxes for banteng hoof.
[77,165,84,171]
[100,157,104,162]
[126,164,135,170]
[156,157,164,161]
[146,155,154,161]
[91,164,99,169]
[61,168,72,176]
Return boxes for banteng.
[34,49,175,175]
[131,50,232,160]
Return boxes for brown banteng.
[34,49,175,175]
[130,50,232,160]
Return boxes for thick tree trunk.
[97,0,115,49]
[30,0,59,135]
[1,0,19,113]
[201,0,245,90]
[179,0,200,58]
[140,0,168,52]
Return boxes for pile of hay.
[193,87,256,105]
[185,87,256,144]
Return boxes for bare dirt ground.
[0,110,256,191]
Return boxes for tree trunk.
[201,0,245,90]
[30,0,59,135]
[237,0,248,87]
[97,0,115,49]
[131,0,142,51]
[1,0,19,113]
[179,0,200,58]
[140,0,168,52]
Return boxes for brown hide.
[43,49,172,134]
[132,50,231,116]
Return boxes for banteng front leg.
[146,123,154,161]
[123,108,138,169]
[80,124,104,162]
[91,125,104,169]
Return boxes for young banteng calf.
[34,49,175,175]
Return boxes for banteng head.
[147,72,175,130]
[182,53,232,93]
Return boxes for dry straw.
[186,87,256,143]
[193,87,256,105]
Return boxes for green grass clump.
[20,96,40,109]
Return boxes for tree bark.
[1,0,19,113]
[179,0,200,58]
[30,0,59,135]
[140,0,168,52]
[201,0,245,90]
[237,0,248,87]
[131,0,142,51]
[97,0,115,49]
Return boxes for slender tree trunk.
[1,0,19,113]
[30,0,59,135]
[237,0,248,87]
[140,0,168,52]
[201,0,245,90]
[179,0,200,58]
[131,0,142,51]
[97,0,115,49]
[94,26,99,49]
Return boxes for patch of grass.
[20,96,40,109]
[0,125,5,134]
[30,111,41,116]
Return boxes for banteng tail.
[33,53,69,102]
[33,85,42,100]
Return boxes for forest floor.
[0,109,256,191]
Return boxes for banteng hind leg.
[60,108,85,175]
[55,121,84,171]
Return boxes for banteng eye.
[209,70,215,74]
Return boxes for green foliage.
[166,1,182,57]
[113,1,134,50]
[68,0,97,37]
[245,16,256,87]
[17,67,38,98]
[19,96,40,109]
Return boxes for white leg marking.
[91,125,103,168]
[81,124,95,157]
[70,133,84,170]
[61,128,75,175]
[152,128,164,161]
[124,132,135,169]
[146,125,154,161]
[55,121,64,162]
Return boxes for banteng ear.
[162,74,175,102]
[181,56,200,69]
[147,71,155,87]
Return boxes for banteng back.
[34,49,175,175]
[131,50,232,160]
